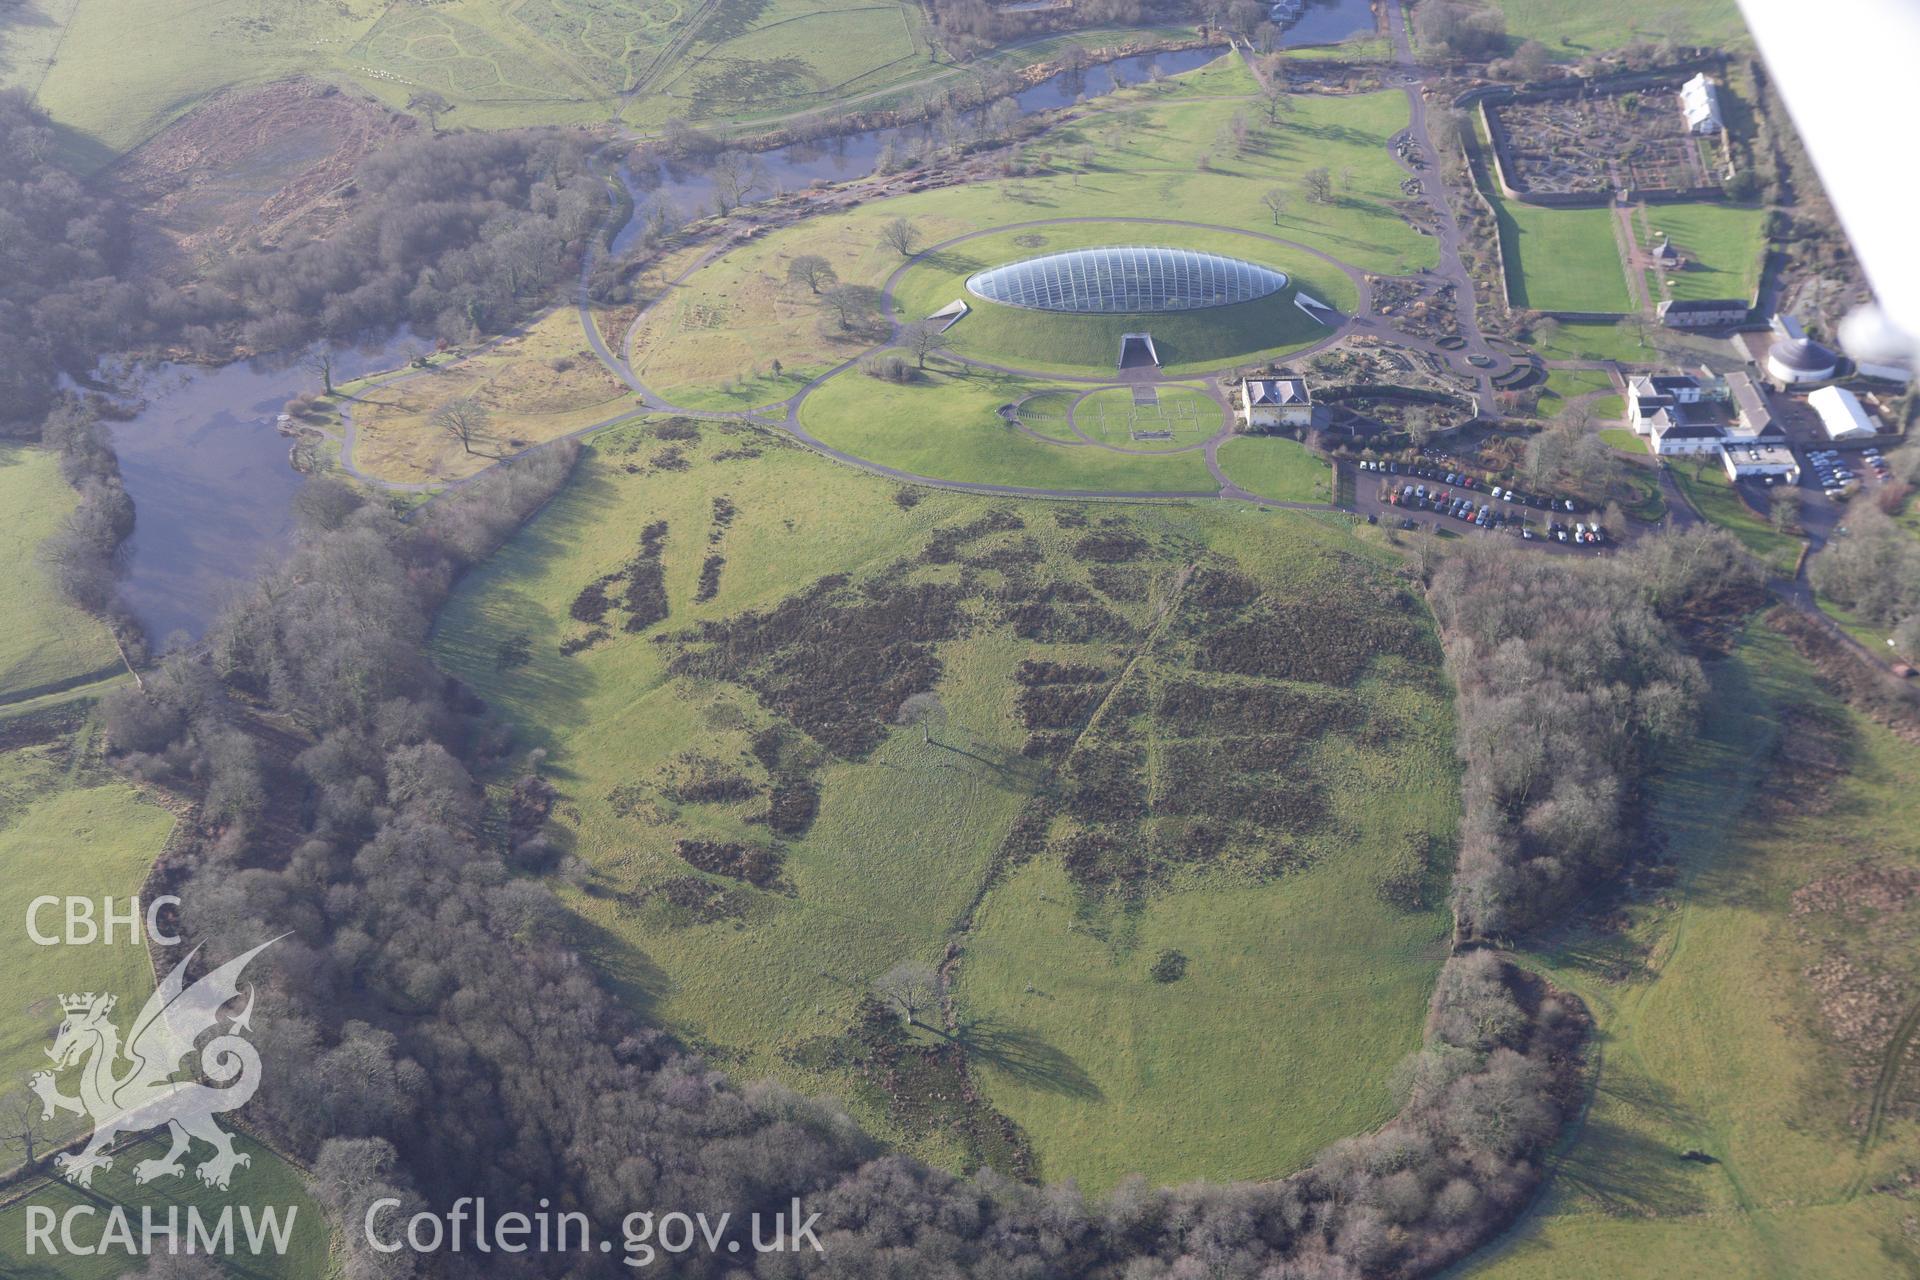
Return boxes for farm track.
[1857,995,1920,1168]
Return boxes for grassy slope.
[0,726,331,1279]
[1496,0,1747,59]
[14,0,932,161]
[432,427,1454,1185]
[1492,196,1632,314]
[633,85,1423,408]
[1668,462,1804,575]
[1214,435,1332,502]
[0,1132,331,1279]
[0,736,176,1138]
[1457,623,1920,1280]
[957,665,1456,1188]
[801,360,1219,491]
[0,445,121,702]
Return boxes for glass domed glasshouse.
[966,245,1289,314]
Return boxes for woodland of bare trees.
[1429,529,1760,938]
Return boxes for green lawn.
[0,739,177,1139]
[0,1132,331,1279]
[432,424,1457,1187]
[1639,202,1769,303]
[1215,434,1331,502]
[1667,461,1804,575]
[13,0,935,161]
[1600,427,1648,454]
[800,361,1219,492]
[1458,622,1920,1280]
[1533,321,1659,366]
[1490,0,1747,58]
[0,445,121,703]
[1492,197,1633,315]
[1073,384,1225,451]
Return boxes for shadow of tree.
[952,1018,1104,1101]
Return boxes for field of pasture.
[431,420,1459,1185]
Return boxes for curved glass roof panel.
[965,245,1288,313]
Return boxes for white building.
[1721,443,1799,484]
[1855,357,1914,386]
[1809,385,1878,441]
[1680,73,1723,134]
[1628,373,1707,434]
[1766,335,1838,386]
[1240,378,1312,429]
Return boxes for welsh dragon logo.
[30,936,281,1190]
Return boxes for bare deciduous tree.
[1303,166,1334,205]
[0,1089,46,1169]
[1260,186,1289,225]
[787,254,837,294]
[433,398,490,456]
[303,346,335,396]
[896,690,946,742]
[881,216,920,257]
[710,150,764,215]
[406,90,451,132]
[872,961,940,1027]
[902,320,951,370]
[822,284,880,332]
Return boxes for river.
[109,332,422,646]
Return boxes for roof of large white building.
[1680,73,1722,131]
[1809,385,1877,440]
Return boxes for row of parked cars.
[1807,447,1889,497]
[1360,458,1582,513]
[1383,478,1609,544]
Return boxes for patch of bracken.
[1071,530,1148,563]
[666,573,968,758]
[695,554,725,603]
[924,509,1025,564]
[675,839,783,887]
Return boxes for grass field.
[1215,434,1331,502]
[0,446,121,704]
[1072,384,1224,450]
[1638,202,1768,304]
[0,730,178,1145]
[333,308,641,484]
[1456,622,1920,1280]
[1492,197,1633,315]
[1533,321,1659,366]
[432,422,1457,1186]
[1493,0,1748,60]
[0,722,331,1280]
[1600,427,1648,453]
[0,1131,331,1279]
[800,360,1218,491]
[1667,461,1804,575]
[10,0,934,161]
